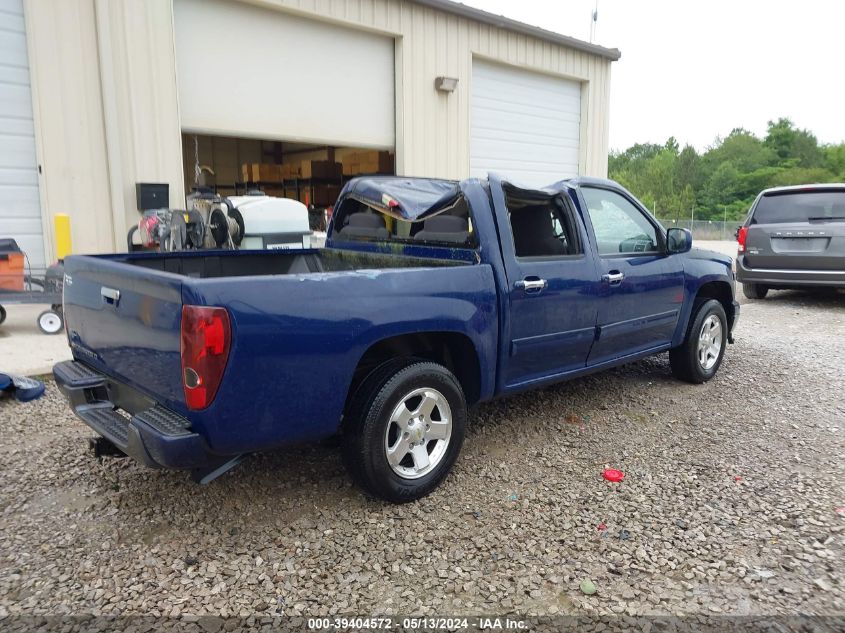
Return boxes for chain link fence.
[661,219,739,241]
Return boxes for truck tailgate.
[62,255,185,411]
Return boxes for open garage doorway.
[181,133,394,231]
[174,0,396,230]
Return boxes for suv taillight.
[737,226,748,254]
[180,305,231,410]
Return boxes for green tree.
[823,144,845,179]
[608,118,845,225]
[767,167,836,188]
[764,118,824,168]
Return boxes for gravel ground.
[0,289,842,626]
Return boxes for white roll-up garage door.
[0,0,45,270]
[470,59,581,188]
[174,0,394,149]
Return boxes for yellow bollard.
[54,214,72,260]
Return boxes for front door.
[490,177,601,389]
[578,185,685,365]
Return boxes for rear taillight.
[737,226,748,254]
[180,305,231,410]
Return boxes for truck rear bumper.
[736,257,845,287]
[53,360,218,470]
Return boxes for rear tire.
[670,298,728,384]
[343,359,466,503]
[742,282,768,300]
[0,305,6,325]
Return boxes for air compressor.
[132,189,312,252]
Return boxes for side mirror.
[667,227,692,254]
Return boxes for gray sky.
[461,0,845,151]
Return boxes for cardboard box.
[249,163,282,182]
[281,163,301,179]
[298,186,311,206]
[241,163,252,182]
[360,151,394,174]
[312,184,341,206]
[301,160,342,180]
[342,151,393,175]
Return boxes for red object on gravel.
[603,469,625,482]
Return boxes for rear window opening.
[332,196,477,248]
[752,189,845,224]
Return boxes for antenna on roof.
[589,0,599,43]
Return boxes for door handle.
[515,277,547,293]
[101,287,120,306]
[601,271,625,286]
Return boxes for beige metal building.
[3,0,619,267]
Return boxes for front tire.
[670,299,728,384]
[343,360,467,503]
[742,282,768,299]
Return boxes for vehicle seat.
[337,212,389,239]
[510,207,568,256]
[413,214,470,244]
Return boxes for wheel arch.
[672,278,736,348]
[344,331,482,414]
[695,280,736,331]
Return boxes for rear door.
[745,188,845,271]
[489,176,600,389]
[577,185,685,365]
[62,255,186,411]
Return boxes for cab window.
[582,188,660,256]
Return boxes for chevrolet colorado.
[54,175,739,502]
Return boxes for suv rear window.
[752,190,845,224]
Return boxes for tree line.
[608,118,845,222]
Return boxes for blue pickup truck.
[54,175,738,502]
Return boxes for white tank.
[227,194,312,250]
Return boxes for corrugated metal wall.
[0,0,44,268]
[93,0,185,243]
[24,0,612,254]
[23,0,114,260]
[248,0,612,179]
[24,0,183,257]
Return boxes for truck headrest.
[414,214,470,244]
[337,212,390,239]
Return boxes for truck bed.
[61,247,496,456]
[116,248,468,279]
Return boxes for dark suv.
[736,184,845,299]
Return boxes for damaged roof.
[344,177,463,221]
